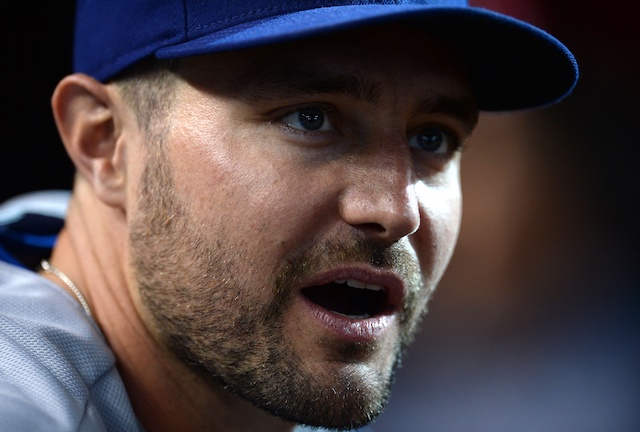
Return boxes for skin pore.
[50,25,477,432]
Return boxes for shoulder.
[0,261,141,431]
[0,259,90,321]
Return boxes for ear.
[52,73,127,207]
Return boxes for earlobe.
[52,73,126,207]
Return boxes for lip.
[297,266,406,342]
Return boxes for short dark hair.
[111,57,180,137]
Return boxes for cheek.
[163,117,330,259]
[413,179,462,282]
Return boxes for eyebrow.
[235,67,478,130]
[417,94,479,133]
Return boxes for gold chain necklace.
[40,259,93,317]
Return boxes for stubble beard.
[129,149,432,430]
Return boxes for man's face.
[128,26,476,429]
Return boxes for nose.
[338,151,420,243]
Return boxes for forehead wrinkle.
[234,66,383,105]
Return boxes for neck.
[50,181,295,432]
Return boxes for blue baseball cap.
[73,0,578,111]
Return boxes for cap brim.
[156,5,578,111]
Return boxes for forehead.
[176,24,476,114]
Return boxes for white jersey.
[0,260,141,431]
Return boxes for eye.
[281,107,334,132]
[408,126,457,155]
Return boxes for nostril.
[341,202,420,242]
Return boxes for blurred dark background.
[1,1,75,202]
[1,1,638,431]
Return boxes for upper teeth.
[334,279,383,291]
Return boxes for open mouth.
[300,279,390,319]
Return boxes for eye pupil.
[417,128,444,151]
[298,109,325,131]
